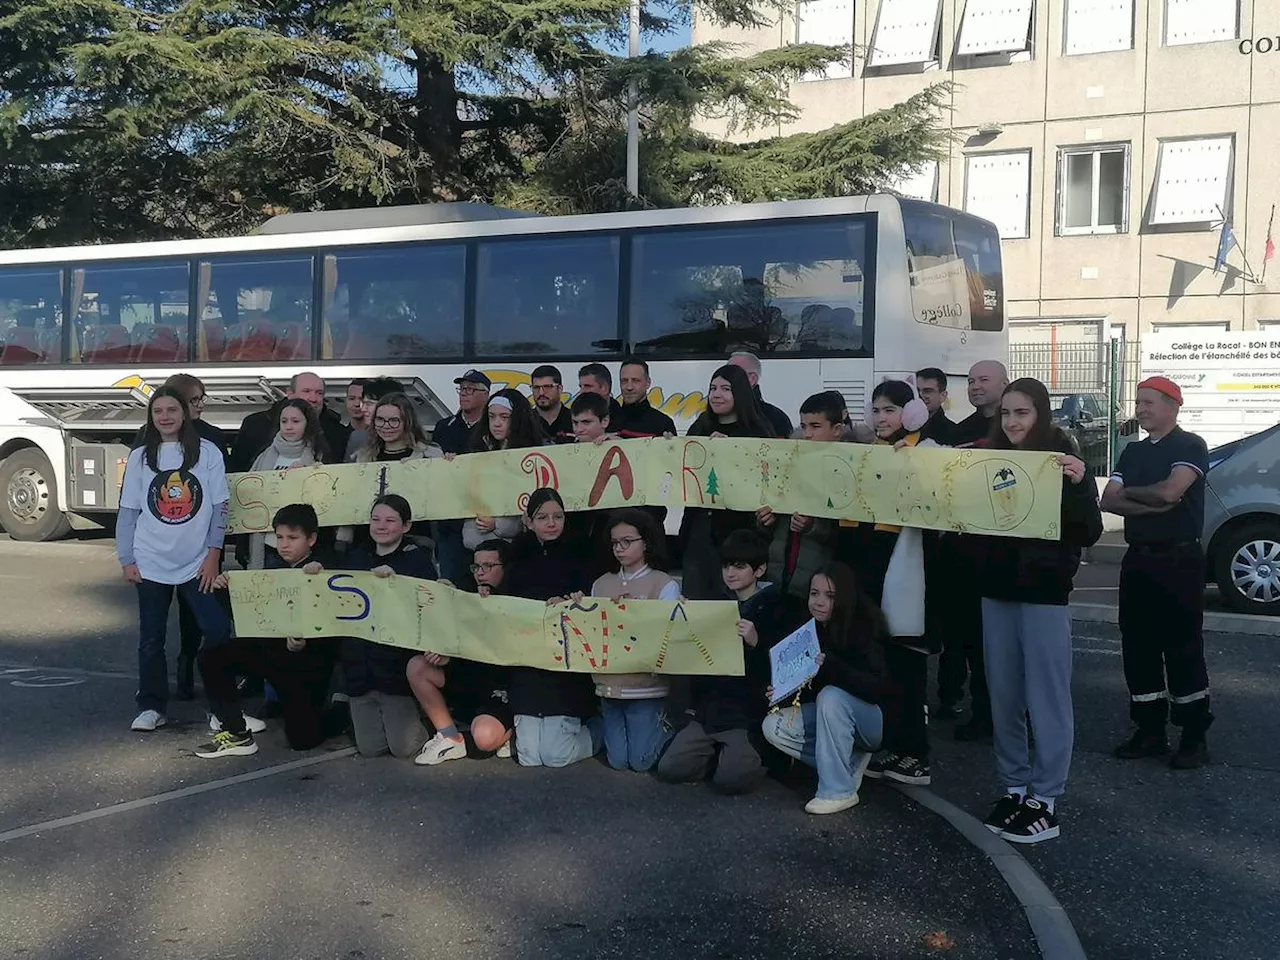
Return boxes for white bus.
[0,196,1007,540]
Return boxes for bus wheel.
[0,448,71,542]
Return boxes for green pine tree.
[0,1,950,245]
[706,467,720,501]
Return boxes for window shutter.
[1164,0,1237,46]
[1149,137,1233,224]
[868,0,942,66]
[1065,0,1134,55]
[957,0,1034,56]
[887,162,939,201]
[965,152,1031,239]
[797,0,855,79]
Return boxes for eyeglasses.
[610,537,643,551]
[470,562,503,573]
[188,395,206,407]
[457,386,486,396]
[374,416,403,428]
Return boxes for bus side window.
[0,268,63,365]
[71,261,190,365]
[197,256,313,363]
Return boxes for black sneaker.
[1113,727,1169,760]
[863,753,899,780]
[880,754,932,786]
[955,718,993,742]
[982,793,1025,833]
[999,798,1059,844]
[1170,731,1210,769]
[194,730,258,759]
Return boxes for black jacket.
[503,534,597,718]
[259,546,340,659]
[951,410,994,447]
[754,386,793,439]
[978,436,1104,606]
[339,541,437,697]
[612,398,676,439]
[690,583,800,734]
[919,409,955,446]
[810,622,901,733]
[229,400,350,473]
[537,406,575,444]
[432,410,482,456]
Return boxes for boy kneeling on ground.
[195,504,349,758]
[656,530,797,793]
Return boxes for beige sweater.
[590,568,675,699]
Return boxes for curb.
[1070,602,1280,637]
[891,784,1087,960]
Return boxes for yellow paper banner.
[226,438,1063,541]
[226,570,745,676]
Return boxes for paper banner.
[226,438,1063,541]
[226,570,745,677]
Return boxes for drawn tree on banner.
[706,468,720,503]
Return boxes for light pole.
[626,0,640,198]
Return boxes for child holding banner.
[340,495,435,759]
[245,398,327,571]
[657,531,793,794]
[504,488,601,767]
[975,378,1100,844]
[679,365,776,600]
[840,379,936,788]
[589,509,679,772]
[761,563,898,815]
[462,390,540,552]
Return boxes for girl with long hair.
[354,393,439,463]
[589,509,680,772]
[761,563,900,814]
[976,378,1101,844]
[503,488,599,767]
[246,398,328,569]
[680,364,775,599]
[117,386,231,733]
[462,389,540,551]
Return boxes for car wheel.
[1215,521,1280,615]
[0,448,72,542]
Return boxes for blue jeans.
[761,686,884,800]
[136,579,232,713]
[513,715,603,768]
[601,697,669,771]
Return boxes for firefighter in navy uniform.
[1101,376,1213,769]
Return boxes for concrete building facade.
[692,0,1280,345]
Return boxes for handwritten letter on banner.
[227,570,745,676]
[227,438,1064,541]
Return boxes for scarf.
[248,434,317,570]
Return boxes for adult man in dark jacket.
[612,358,677,438]
[229,372,350,472]
[431,369,492,584]
[915,367,955,446]
[727,351,792,438]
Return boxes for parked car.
[1051,393,1111,477]
[1203,423,1280,615]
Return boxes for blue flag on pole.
[1214,219,1236,274]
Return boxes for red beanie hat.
[1137,376,1183,406]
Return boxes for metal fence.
[1009,339,1144,478]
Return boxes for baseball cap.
[454,369,492,389]
[1137,376,1183,406]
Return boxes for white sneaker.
[805,793,860,815]
[209,713,267,734]
[131,710,167,732]
[496,740,512,759]
[414,732,467,766]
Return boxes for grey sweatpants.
[981,598,1074,799]
[349,691,429,759]
[656,721,763,794]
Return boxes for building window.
[1163,0,1238,47]
[964,151,1032,240]
[1064,0,1134,55]
[1149,136,1233,226]
[1058,145,1129,236]
[868,0,942,67]
[1151,321,1231,332]
[886,161,939,202]
[957,0,1034,57]
[796,0,854,80]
